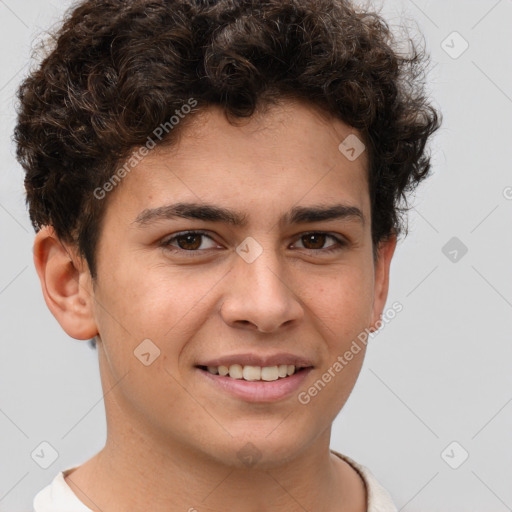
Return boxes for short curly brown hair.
[14,0,440,279]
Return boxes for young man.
[15,0,440,510]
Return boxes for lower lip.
[197,367,313,403]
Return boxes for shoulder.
[33,467,93,512]
[331,450,398,512]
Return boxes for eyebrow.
[133,202,365,227]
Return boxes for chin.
[205,427,314,470]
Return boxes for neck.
[63,346,366,512]
[65,419,365,512]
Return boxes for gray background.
[1,1,511,511]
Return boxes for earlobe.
[33,226,98,340]
[369,234,397,332]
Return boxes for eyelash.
[160,230,347,256]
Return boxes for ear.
[369,234,397,332]
[33,226,98,340]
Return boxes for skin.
[34,99,396,512]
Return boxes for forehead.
[104,100,370,225]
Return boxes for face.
[85,100,394,467]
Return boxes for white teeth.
[261,366,279,381]
[228,364,243,379]
[218,365,229,376]
[243,365,261,381]
[204,364,298,381]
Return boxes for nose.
[220,245,304,333]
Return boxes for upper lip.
[197,353,314,368]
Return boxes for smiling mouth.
[197,364,309,382]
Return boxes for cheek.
[93,262,224,354]
[302,265,375,345]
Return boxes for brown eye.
[301,233,327,249]
[175,233,202,250]
[162,231,218,252]
[293,232,346,253]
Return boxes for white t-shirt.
[33,451,397,512]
